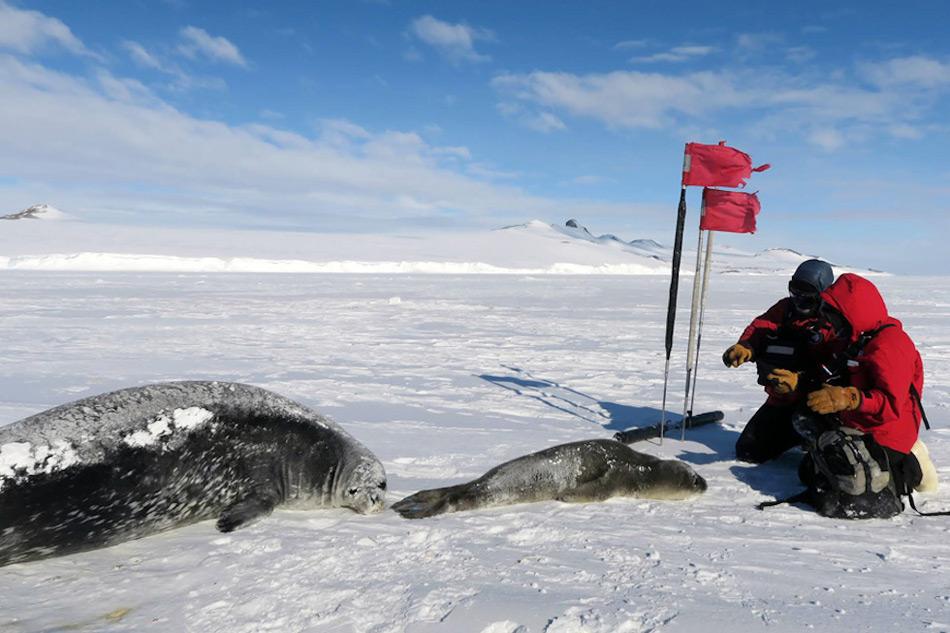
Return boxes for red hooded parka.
[819,274,924,453]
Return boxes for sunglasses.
[788,282,821,313]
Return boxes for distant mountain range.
[0,208,881,275]
[497,219,877,276]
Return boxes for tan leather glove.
[722,343,754,368]
[766,368,800,395]
[807,385,862,414]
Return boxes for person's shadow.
[728,451,808,499]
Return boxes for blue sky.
[1,1,949,273]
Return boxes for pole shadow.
[478,365,676,432]
[477,365,741,462]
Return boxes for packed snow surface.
[0,271,946,633]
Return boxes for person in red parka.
[725,259,837,463]
[801,273,937,500]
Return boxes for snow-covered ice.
[0,267,947,632]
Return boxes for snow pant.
[735,402,803,464]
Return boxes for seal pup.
[392,439,705,519]
[0,381,386,566]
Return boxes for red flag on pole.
[701,188,760,233]
[682,141,769,188]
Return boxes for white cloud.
[177,26,247,67]
[613,39,649,50]
[319,118,372,140]
[432,145,472,160]
[860,55,950,88]
[122,39,226,91]
[631,45,716,64]
[568,175,607,186]
[493,60,949,148]
[525,111,567,133]
[807,127,846,151]
[0,1,92,56]
[466,163,521,180]
[123,40,164,71]
[785,46,817,64]
[0,55,644,229]
[888,123,924,140]
[493,70,743,129]
[94,70,159,105]
[736,32,783,50]
[408,15,492,64]
[495,101,567,133]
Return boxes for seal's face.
[338,459,387,514]
[648,460,707,500]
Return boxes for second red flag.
[700,188,760,233]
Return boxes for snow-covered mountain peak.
[1,204,68,221]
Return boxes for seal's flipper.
[392,484,469,519]
[216,494,277,532]
[555,481,615,503]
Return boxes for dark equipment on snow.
[757,412,904,519]
[614,410,724,444]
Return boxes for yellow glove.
[807,385,862,414]
[722,343,754,368]
[766,368,799,395]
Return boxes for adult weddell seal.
[0,381,386,566]
[392,439,705,519]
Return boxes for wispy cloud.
[122,39,226,91]
[860,55,950,88]
[613,39,649,50]
[493,57,950,149]
[785,46,817,64]
[496,101,568,133]
[0,0,94,57]
[177,26,247,67]
[494,70,738,130]
[408,15,493,64]
[123,40,165,71]
[807,127,846,151]
[0,55,644,229]
[736,32,784,50]
[566,175,608,186]
[526,111,567,133]
[630,45,716,64]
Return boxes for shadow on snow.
[478,365,673,432]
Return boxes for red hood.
[820,273,888,338]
